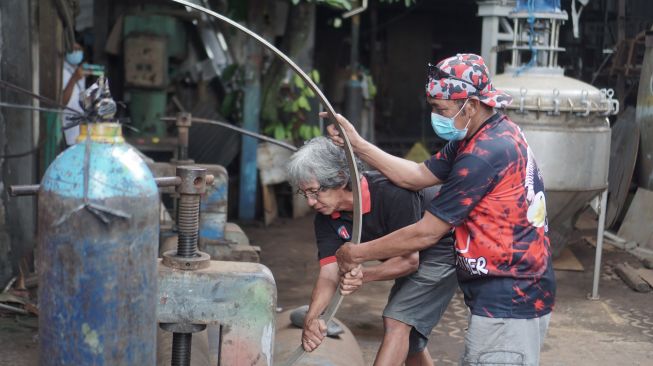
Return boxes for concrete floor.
[1,214,652,365]
[247,214,653,365]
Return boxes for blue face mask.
[431,99,471,141]
[65,50,83,65]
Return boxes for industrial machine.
[123,11,186,138]
[149,112,261,263]
[491,0,619,254]
[11,77,278,365]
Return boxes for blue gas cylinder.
[38,123,159,365]
[515,0,561,12]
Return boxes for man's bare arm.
[362,253,419,283]
[302,263,339,351]
[323,112,441,190]
[336,211,452,272]
[339,252,419,296]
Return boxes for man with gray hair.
[287,136,457,366]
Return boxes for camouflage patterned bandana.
[425,53,513,108]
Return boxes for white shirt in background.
[62,62,84,145]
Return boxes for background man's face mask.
[431,99,470,141]
[65,50,83,66]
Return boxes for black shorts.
[382,238,458,354]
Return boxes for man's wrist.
[351,245,365,264]
[304,312,319,326]
[354,138,370,155]
[360,267,372,283]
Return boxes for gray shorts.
[383,238,458,354]
[462,313,551,366]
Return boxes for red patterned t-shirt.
[425,113,555,318]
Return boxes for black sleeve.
[426,154,499,226]
[423,141,459,181]
[313,214,344,262]
[382,185,423,233]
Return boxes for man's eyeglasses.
[296,186,326,200]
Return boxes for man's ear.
[465,99,479,117]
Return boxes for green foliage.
[263,71,323,143]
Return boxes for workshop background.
[0,0,652,365]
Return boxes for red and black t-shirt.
[424,113,555,319]
[314,171,452,266]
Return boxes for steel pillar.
[589,188,609,300]
[477,0,516,75]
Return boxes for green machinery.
[123,12,187,138]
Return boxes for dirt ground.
[1,212,653,365]
[246,213,653,365]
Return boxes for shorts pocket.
[466,350,525,366]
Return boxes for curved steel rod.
[160,116,298,152]
[169,1,363,365]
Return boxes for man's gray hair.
[286,136,363,190]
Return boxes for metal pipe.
[342,0,368,19]
[10,177,181,197]
[156,176,183,187]
[2,276,17,293]
[589,189,608,300]
[160,116,297,152]
[603,230,627,243]
[9,184,40,196]
[0,303,29,315]
[176,112,192,161]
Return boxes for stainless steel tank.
[490,1,619,253]
[494,68,615,228]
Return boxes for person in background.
[62,42,90,145]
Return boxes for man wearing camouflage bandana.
[326,53,556,365]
